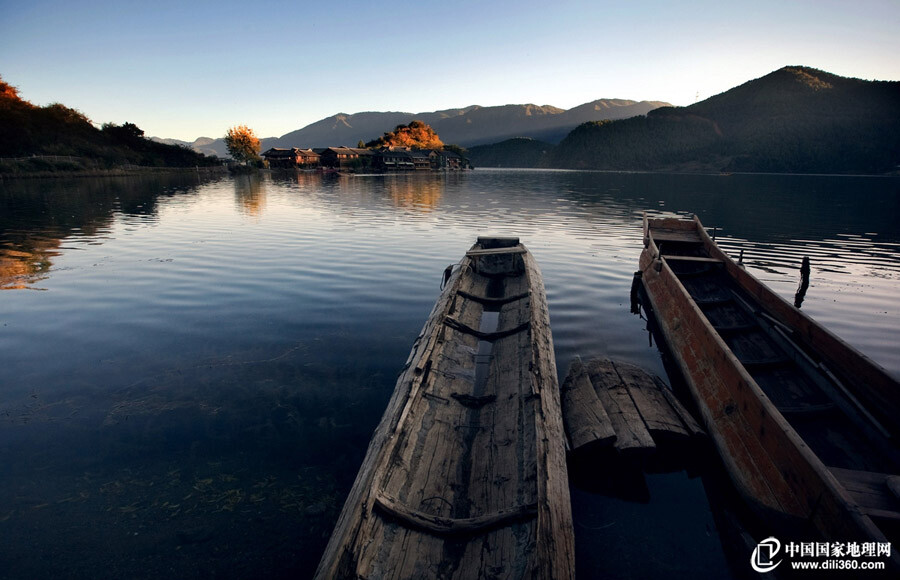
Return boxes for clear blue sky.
[2,0,898,141]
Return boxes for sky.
[1,0,898,141]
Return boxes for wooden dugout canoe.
[638,215,900,568]
[315,237,574,579]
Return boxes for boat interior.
[357,237,544,574]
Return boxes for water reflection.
[383,175,443,211]
[0,174,214,290]
[0,170,898,578]
[234,173,266,217]
[0,236,58,289]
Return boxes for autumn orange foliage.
[225,125,262,163]
[366,120,444,150]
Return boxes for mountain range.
[549,66,900,173]
[468,67,900,174]
[152,99,670,158]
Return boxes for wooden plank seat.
[663,255,723,264]
[829,467,900,522]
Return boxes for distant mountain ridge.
[157,99,670,158]
[150,136,222,158]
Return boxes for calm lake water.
[1,169,898,578]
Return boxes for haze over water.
[1,170,898,578]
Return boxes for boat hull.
[638,215,899,569]
[315,237,574,579]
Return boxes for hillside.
[467,138,555,168]
[0,76,218,172]
[365,120,443,149]
[177,99,669,157]
[551,67,900,174]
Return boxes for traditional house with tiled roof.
[433,149,465,170]
[320,147,374,170]
[374,148,414,170]
[262,147,320,168]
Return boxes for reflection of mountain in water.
[553,172,900,245]
[0,174,211,289]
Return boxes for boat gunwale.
[641,217,815,514]
[639,213,896,556]
[690,216,900,437]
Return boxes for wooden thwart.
[561,357,705,456]
[373,494,539,537]
[456,289,530,306]
[442,316,530,341]
[663,255,723,264]
[465,247,528,257]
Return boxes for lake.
[1,169,898,578]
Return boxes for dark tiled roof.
[262,148,297,158]
[376,150,412,159]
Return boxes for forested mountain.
[467,138,555,168]
[0,76,218,171]
[551,67,900,174]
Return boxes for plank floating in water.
[560,358,616,452]
[561,357,705,457]
[588,358,657,455]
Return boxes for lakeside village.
[260,146,472,173]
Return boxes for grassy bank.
[0,156,228,179]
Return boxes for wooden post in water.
[794,256,810,308]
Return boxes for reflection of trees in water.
[268,170,463,213]
[0,174,208,289]
[0,236,60,289]
[233,174,266,217]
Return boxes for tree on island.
[225,125,261,164]
[365,120,444,150]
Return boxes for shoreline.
[474,167,900,178]
[0,165,228,180]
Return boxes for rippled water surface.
[1,170,898,578]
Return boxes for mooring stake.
[794,256,810,308]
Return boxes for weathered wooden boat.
[638,214,900,568]
[315,237,574,579]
